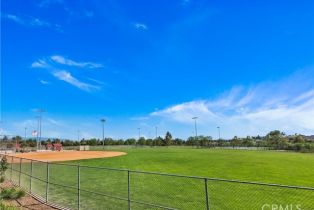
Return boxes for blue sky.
[1,0,314,139]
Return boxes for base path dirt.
[10,151,126,162]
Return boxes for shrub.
[0,176,5,183]
[0,202,17,210]
[0,188,25,200]
[0,157,8,182]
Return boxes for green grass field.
[7,147,314,210]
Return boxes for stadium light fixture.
[24,127,27,140]
[192,117,198,139]
[217,126,221,140]
[138,128,141,140]
[34,108,45,150]
[100,119,106,149]
[155,126,158,139]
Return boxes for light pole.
[192,117,198,139]
[36,116,40,150]
[138,128,141,140]
[155,126,158,139]
[35,108,45,150]
[100,119,106,149]
[24,127,27,140]
[217,126,221,140]
[77,130,80,142]
[0,121,3,137]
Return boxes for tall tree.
[164,131,172,146]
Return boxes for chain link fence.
[2,154,314,210]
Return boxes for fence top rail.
[3,154,314,191]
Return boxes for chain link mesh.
[31,159,47,200]
[207,179,314,209]
[130,172,205,210]
[48,163,78,209]
[20,158,31,191]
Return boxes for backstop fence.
[2,154,314,210]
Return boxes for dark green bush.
[0,176,5,183]
[0,188,25,200]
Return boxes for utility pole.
[100,119,106,150]
[217,126,221,140]
[192,117,198,139]
[138,128,141,140]
[155,126,158,139]
[77,130,80,142]
[35,109,45,150]
[24,127,27,140]
[36,116,40,150]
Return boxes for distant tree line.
[1,130,313,153]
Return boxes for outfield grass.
[8,147,314,210]
[83,147,314,187]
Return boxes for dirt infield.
[10,151,126,162]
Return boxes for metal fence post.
[204,178,209,210]
[10,156,13,181]
[78,164,80,210]
[19,158,22,186]
[30,160,33,193]
[46,162,49,203]
[128,170,131,210]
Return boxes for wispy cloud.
[87,78,106,85]
[31,55,104,69]
[2,13,62,32]
[130,116,150,121]
[40,80,50,85]
[50,55,103,69]
[3,14,24,25]
[37,0,64,7]
[6,117,100,139]
[46,118,64,126]
[134,23,148,30]
[31,55,104,92]
[151,68,314,137]
[52,71,99,92]
[31,59,50,68]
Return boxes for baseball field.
[6,147,314,209]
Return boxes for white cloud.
[31,56,103,69]
[40,80,50,85]
[152,101,218,123]
[31,56,104,92]
[50,55,104,69]
[38,0,64,7]
[32,59,49,68]
[134,23,148,30]
[3,14,24,24]
[30,18,50,27]
[52,70,100,91]
[130,116,150,121]
[46,118,64,126]
[0,127,8,136]
[87,78,106,85]
[5,117,101,139]
[3,13,62,31]
[151,69,314,137]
